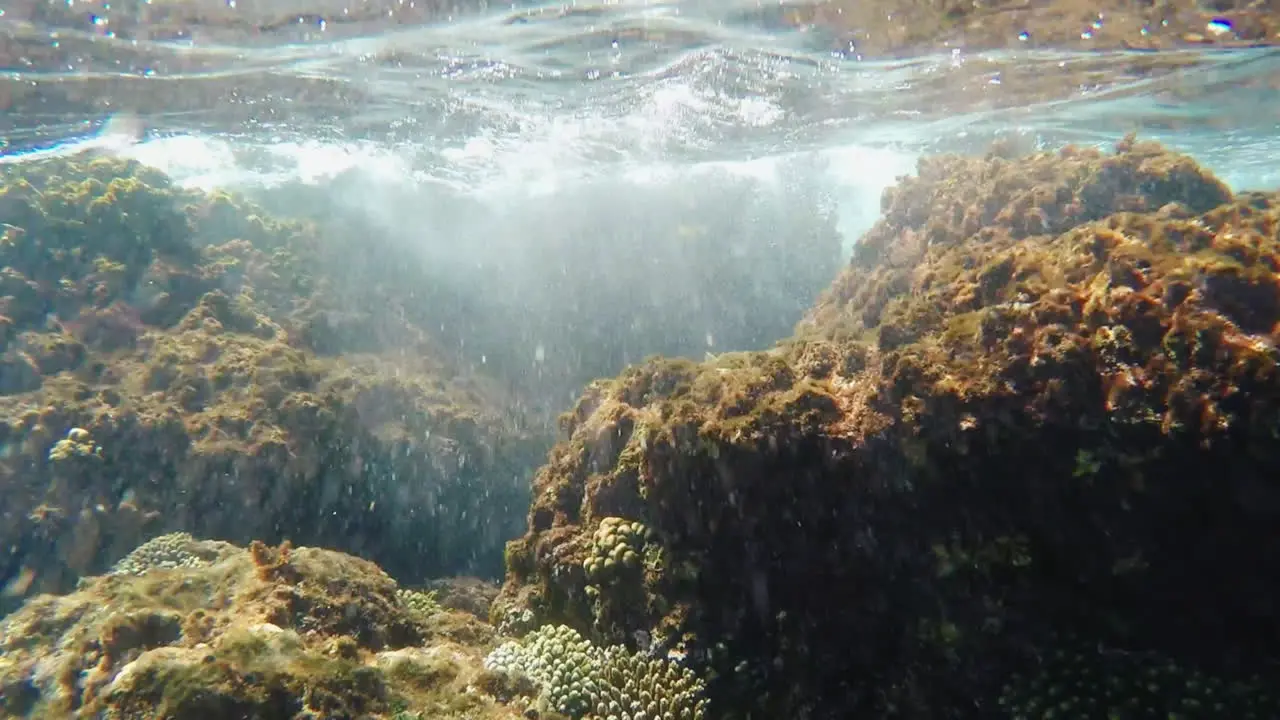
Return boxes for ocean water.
[4,0,1280,240]
[3,1,1280,718]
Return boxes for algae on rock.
[492,137,1280,718]
[0,535,523,720]
[0,156,546,612]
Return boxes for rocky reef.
[492,137,1280,718]
[1,533,481,718]
[0,533,711,720]
[0,156,546,607]
[0,149,842,618]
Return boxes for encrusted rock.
[494,138,1280,718]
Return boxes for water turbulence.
[0,1,1278,718]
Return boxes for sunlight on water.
[3,0,1279,226]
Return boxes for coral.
[398,588,443,620]
[482,624,706,720]
[582,517,652,585]
[0,536,523,719]
[47,426,100,462]
[493,138,1280,718]
[108,531,235,576]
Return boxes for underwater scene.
[1,0,1280,718]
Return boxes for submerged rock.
[492,137,1280,718]
[0,536,522,719]
[0,157,546,609]
[0,534,712,720]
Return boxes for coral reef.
[0,157,546,610]
[482,623,706,720]
[0,534,709,720]
[492,137,1280,717]
[0,535,522,719]
[108,531,236,576]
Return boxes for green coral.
[109,532,213,576]
[999,643,1280,719]
[583,517,653,584]
[483,624,706,720]
[397,588,442,619]
[46,427,101,462]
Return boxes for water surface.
[3,0,1279,207]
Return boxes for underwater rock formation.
[0,157,546,608]
[483,623,707,720]
[0,533,709,720]
[492,137,1280,718]
[0,534,507,718]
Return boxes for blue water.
[3,0,1280,251]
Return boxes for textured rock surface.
[492,137,1280,718]
[0,536,523,719]
[0,156,545,607]
[0,535,710,720]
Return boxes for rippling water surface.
[3,0,1280,225]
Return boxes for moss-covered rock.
[492,137,1280,718]
[0,534,715,720]
[0,536,523,719]
[0,156,547,611]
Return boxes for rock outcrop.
[492,137,1280,718]
[0,157,545,607]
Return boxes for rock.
[0,157,547,611]
[0,537,525,719]
[493,137,1280,717]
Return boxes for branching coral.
[483,624,706,720]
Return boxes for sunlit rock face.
[493,138,1280,718]
[0,156,545,610]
